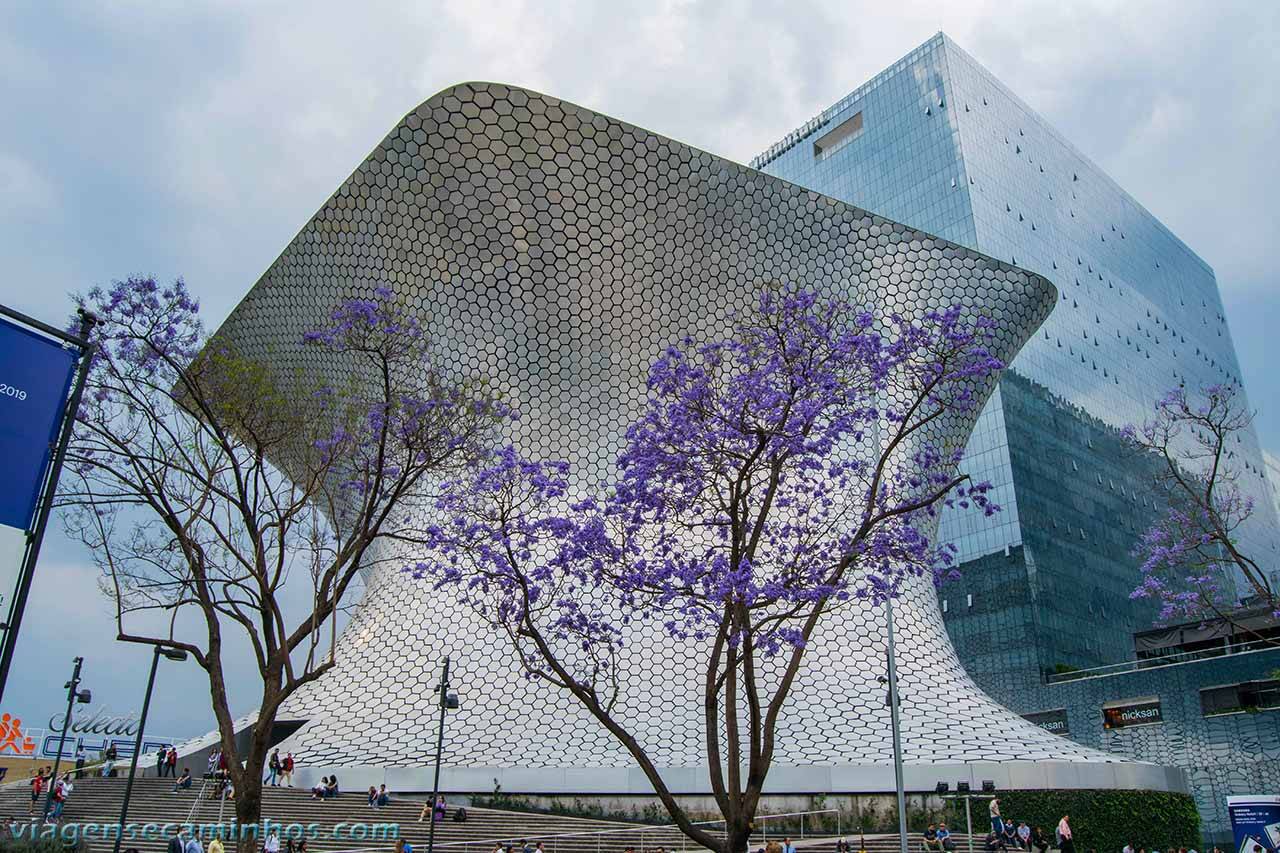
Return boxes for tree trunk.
[234,780,263,853]
[724,817,753,853]
[233,742,270,853]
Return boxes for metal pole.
[0,311,95,704]
[427,655,451,853]
[964,796,973,853]
[886,599,908,853]
[43,656,84,821]
[112,648,160,853]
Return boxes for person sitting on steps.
[311,776,329,800]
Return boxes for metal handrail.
[431,807,843,853]
[0,757,114,790]
[1046,636,1280,683]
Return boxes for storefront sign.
[1103,697,1163,729]
[47,706,142,737]
[0,712,37,754]
[1,707,176,759]
[1022,708,1070,736]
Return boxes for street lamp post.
[886,599,908,853]
[112,645,188,853]
[964,794,974,853]
[426,655,458,853]
[44,656,91,822]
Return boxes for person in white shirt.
[989,798,1003,835]
[264,830,281,853]
[1124,844,1135,853]
[50,775,73,821]
[1056,815,1074,853]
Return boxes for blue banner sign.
[1228,796,1280,853]
[0,316,79,530]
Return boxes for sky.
[0,0,1277,743]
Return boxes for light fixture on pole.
[43,656,91,822]
[426,655,459,853]
[112,645,188,853]
[941,781,975,853]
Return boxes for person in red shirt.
[28,769,45,815]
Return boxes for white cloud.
[0,151,57,221]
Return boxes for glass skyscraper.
[756,32,1280,700]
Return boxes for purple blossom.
[406,286,1004,685]
[1124,382,1267,621]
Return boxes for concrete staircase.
[0,777,699,853]
[0,777,978,853]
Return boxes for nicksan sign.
[1102,697,1163,730]
[1022,708,1070,736]
[48,707,141,737]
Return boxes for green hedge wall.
[945,790,1201,853]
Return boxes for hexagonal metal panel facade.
[211,82,1138,780]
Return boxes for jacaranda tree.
[1125,383,1272,623]
[408,287,1004,853]
[61,278,506,849]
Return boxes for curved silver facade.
[210,83,1183,792]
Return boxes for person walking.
[265,829,281,853]
[102,743,119,777]
[74,745,86,779]
[1056,815,1074,853]
[989,798,1004,835]
[28,769,45,815]
[167,830,185,853]
[266,749,281,786]
[50,774,73,822]
[281,753,294,787]
[156,747,168,777]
